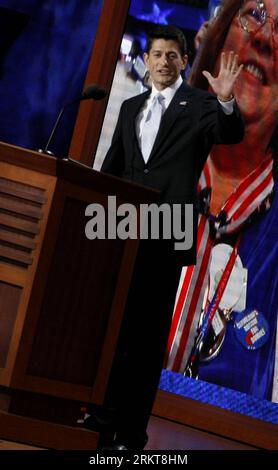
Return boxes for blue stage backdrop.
[0,0,103,157]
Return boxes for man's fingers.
[234,63,244,78]
[220,52,226,71]
[223,51,243,80]
[231,53,239,72]
[226,51,234,70]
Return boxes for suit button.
[144,168,149,174]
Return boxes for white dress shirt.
[136,75,235,159]
[136,76,183,150]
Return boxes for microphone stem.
[44,106,65,153]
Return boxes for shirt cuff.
[217,97,235,115]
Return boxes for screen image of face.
[95,0,278,419]
[164,0,278,412]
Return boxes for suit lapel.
[126,90,151,148]
[148,82,193,162]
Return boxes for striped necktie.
[141,93,165,162]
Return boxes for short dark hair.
[146,25,187,56]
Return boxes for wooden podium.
[0,142,158,449]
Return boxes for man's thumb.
[202,70,211,82]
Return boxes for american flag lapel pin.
[179,101,187,106]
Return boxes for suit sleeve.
[100,103,125,177]
[195,93,245,179]
[199,94,245,145]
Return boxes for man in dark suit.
[86,25,244,450]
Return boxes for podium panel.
[0,142,158,448]
[0,147,57,386]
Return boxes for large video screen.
[95,0,278,426]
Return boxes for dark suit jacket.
[101,81,244,265]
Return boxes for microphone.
[79,84,107,101]
[38,83,108,155]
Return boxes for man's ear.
[182,54,188,70]
[144,52,149,68]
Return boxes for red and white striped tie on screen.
[166,156,274,373]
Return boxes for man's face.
[144,39,188,90]
[219,0,278,128]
